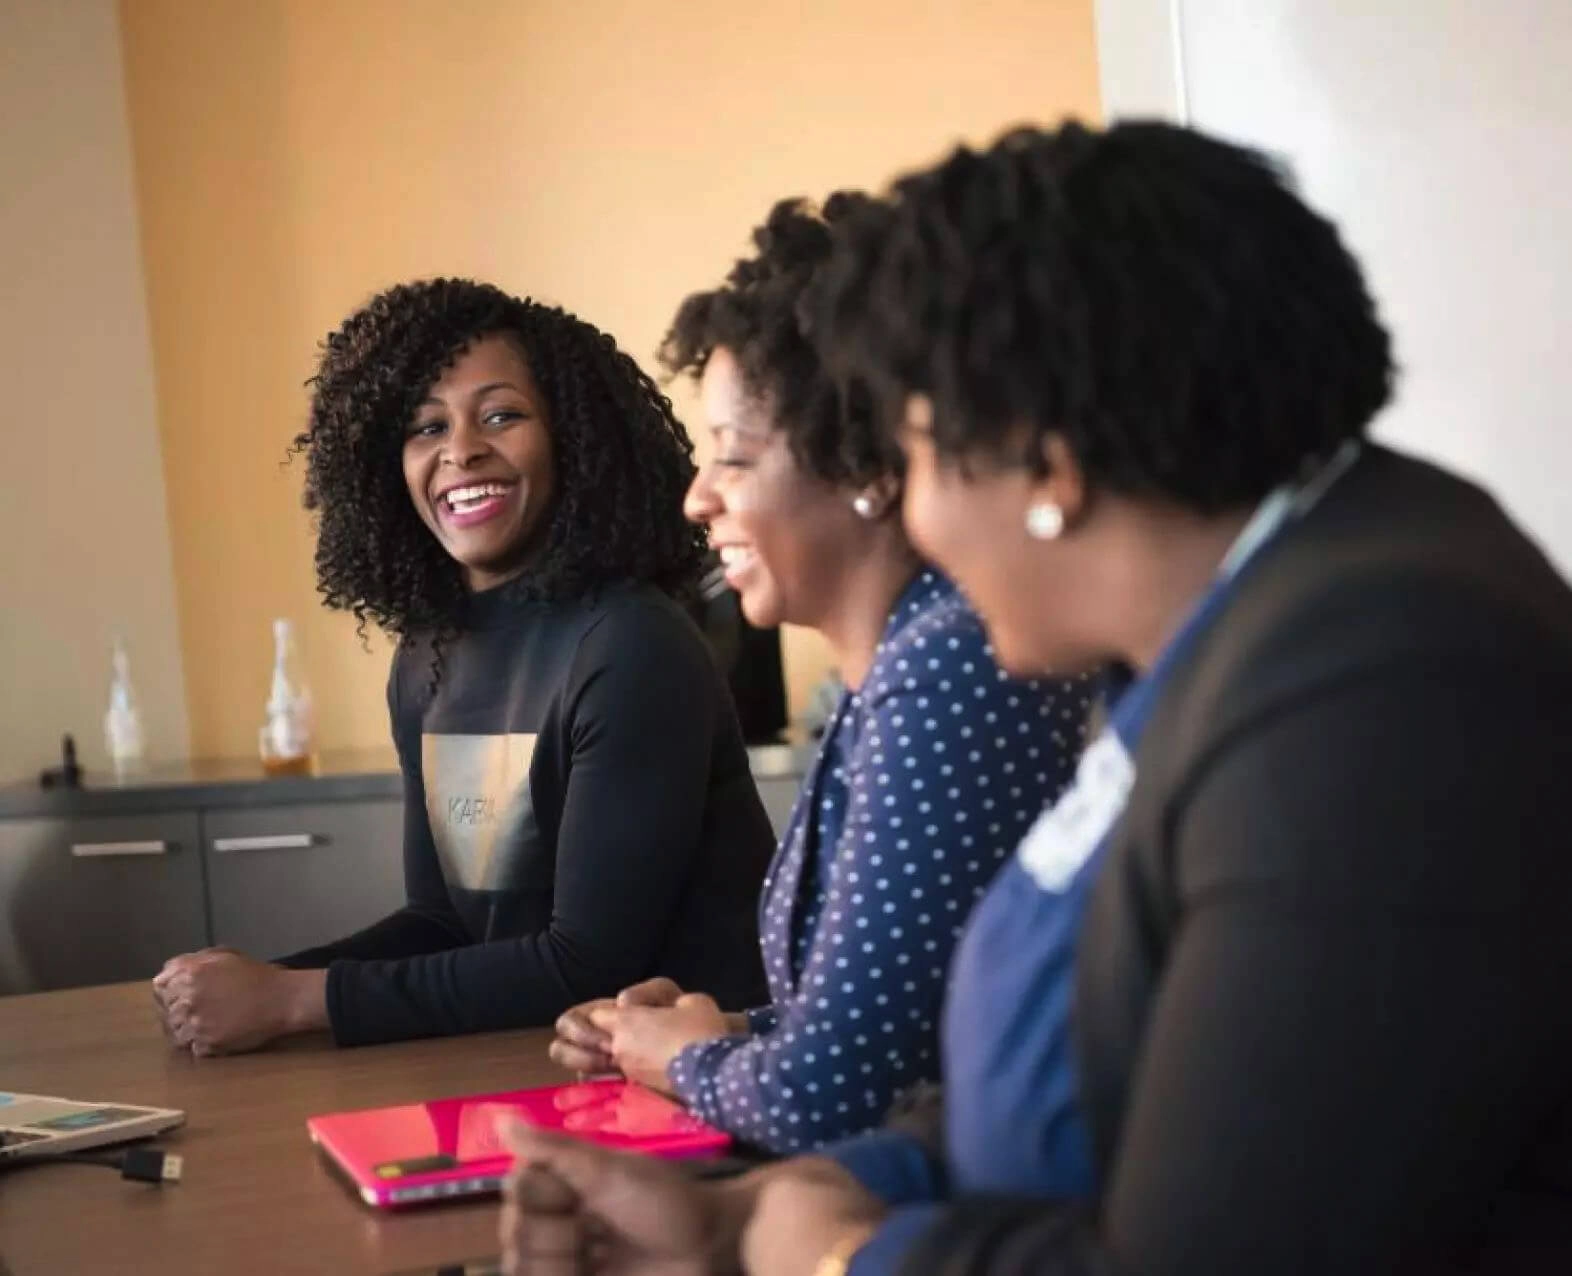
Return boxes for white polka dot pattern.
[668,572,1093,1153]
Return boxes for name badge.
[1018,731,1134,892]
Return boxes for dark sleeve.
[826,1132,947,1209]
[321,601,723,1044]
[888,1200,1106,1276]
[275,656,466,969]
[899,664,1570,1276]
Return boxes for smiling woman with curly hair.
[152,279,775,1056]
[301,280,709,639]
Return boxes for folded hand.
[498,1116,724,1276]
[151,948,323,1056]
[550,977,686,1075]
[590,993,732,1096]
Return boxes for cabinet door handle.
[211,833,318,853]
[71,840,170,858]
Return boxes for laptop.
[0,1091,185,1163]
[308,1077,731,1209]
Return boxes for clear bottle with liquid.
[104,635,147,778]
[259,618,315,777]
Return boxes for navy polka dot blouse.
[669,571,1093,1153]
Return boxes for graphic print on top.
[422,732,545,892]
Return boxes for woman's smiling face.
[401,334,557,591]
[683,346,871,631]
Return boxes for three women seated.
[154,117,1572,1275]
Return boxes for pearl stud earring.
[1025,501,1065,540]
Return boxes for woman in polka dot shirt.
[547,194,1093,1154]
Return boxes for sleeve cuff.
[321,959,352,1047]
[847,1205,943,1276]
[274,947,329,970]
[668,1034,749,1118]
[822,1130,946,1207]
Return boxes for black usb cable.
[2,1145,182,1184]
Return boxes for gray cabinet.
[0,812,206,996]
[0,745,809,997]
[204,800,405,958]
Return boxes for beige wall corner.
[0,0,190,779]
[119,0,1100,758]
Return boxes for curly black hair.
[811,121,1396,512]
[294,279,706,644]
[659,192,901,487]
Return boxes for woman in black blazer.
[496,122,1572,1276]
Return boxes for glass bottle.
[104,635,146,778]
[259,619,315,776]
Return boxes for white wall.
[1096,0,1572,572]
[0,0,189,778]
[1093,0,1186,119]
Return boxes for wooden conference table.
[0,982,555,1274]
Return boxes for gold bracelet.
[811,1223,877,1276]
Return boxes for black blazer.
[907,448,1572,1275]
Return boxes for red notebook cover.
[307,1078,731,1208]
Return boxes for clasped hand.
[550,978,737,1094]
[498,1120,885,1276]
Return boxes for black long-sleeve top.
[899,449,1572,1275]
[280,582,774,1047]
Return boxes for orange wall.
[119,0,1101,759]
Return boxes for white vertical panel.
[1095,0,1189,121]
[1097,0,1572,571]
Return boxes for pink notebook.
[307,1078,731,1208]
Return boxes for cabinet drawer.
[0,812,205,995]
[203,801,404,958]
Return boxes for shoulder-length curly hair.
[812,122,1394,512]
[659,192,900,487]
[294,279,706,642]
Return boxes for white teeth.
[718,546,755,567]
[443,482,510,509]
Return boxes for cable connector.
[7,1144,185,1185]
[119,1147,183,1184]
